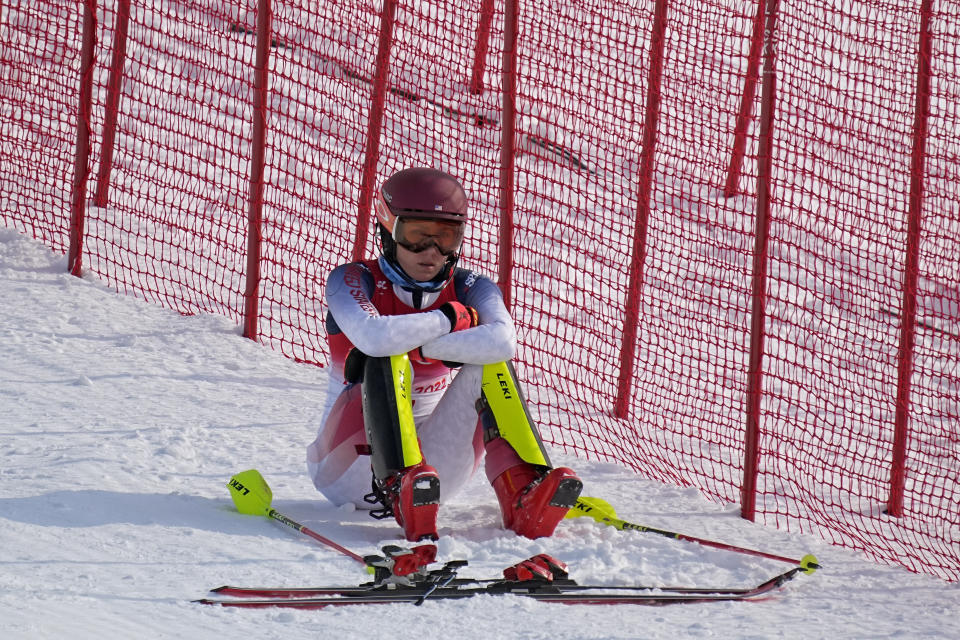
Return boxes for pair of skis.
[202,470,816,609]
[196,554,808,609]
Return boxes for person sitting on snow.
[307,167,582,542]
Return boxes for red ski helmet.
[374,167,468,235]
[373,168,469,292]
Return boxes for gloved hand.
[439,301,479,332]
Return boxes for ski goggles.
[393,217,465,256]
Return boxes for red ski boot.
[491,463,583,539]
[389,462,440,542]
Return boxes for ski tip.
[799,554,820,574]
[209,586,230,593]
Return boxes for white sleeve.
[418,275,517,365]
[325,263,451,357]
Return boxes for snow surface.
[2,228,959,639]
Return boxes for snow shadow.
[0,490,257,533]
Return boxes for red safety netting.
[758,0,960,580]
[1,0,957,580]
[0,0,80,251]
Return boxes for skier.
[307,167,582,542]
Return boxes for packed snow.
[2,227,958,639]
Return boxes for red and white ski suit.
[307,257,516,507]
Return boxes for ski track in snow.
[2,230,959,639]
